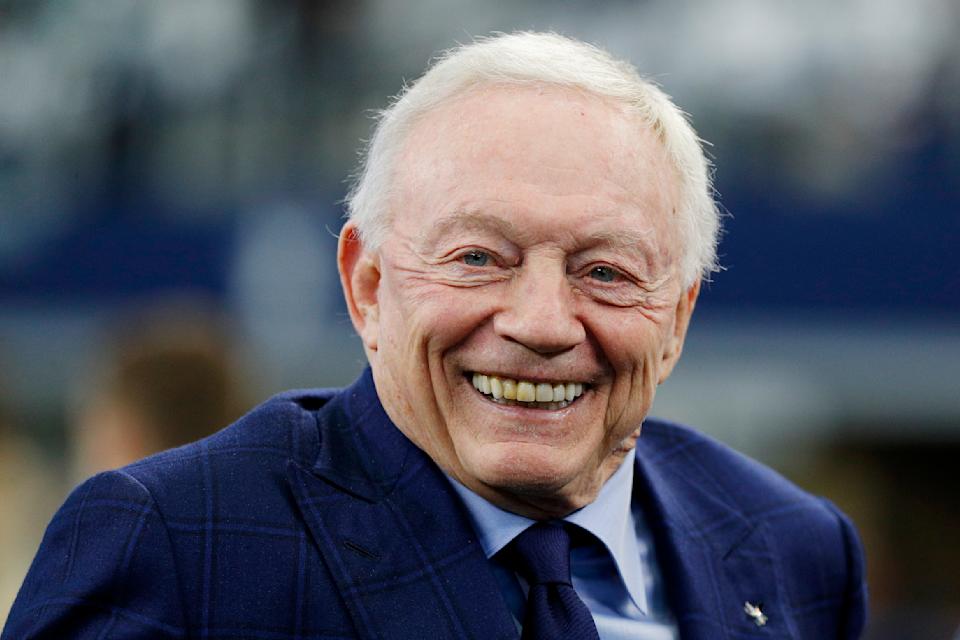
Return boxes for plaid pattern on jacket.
[3,369,866,639]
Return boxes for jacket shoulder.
[640,416,829,516]
[2,387,352,640]
[639,417,867,638]
[2,470,188,638]
[106,388,340,551]
[123,387,337,484]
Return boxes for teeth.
[471,373,586,407]
[516,382,536,402]
[535,383,553,402]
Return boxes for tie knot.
[509,522,572,586]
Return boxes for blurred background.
[1,0,957,636]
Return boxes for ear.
[657,278,700,384]
[337,221,381,352]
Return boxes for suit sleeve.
[2,470,187,639]
[821,499,868,640]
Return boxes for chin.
[464,442,599,503]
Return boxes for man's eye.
[588,265,617,282]
[462,250,490,267]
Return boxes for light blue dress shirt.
[448,449,679,640]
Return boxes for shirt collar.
[447,448,647,613]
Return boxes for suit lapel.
[286,371,516,640]
[635,423,797,639]
[287,374,796,639]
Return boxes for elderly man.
[4,33,865,640]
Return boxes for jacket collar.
[288,371,791,639]
[287,369,517,640]
[307,367,412,501]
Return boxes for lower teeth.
[486,396,570,410]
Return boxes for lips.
[469,372,586,409]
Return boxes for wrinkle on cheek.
[632,275,685,320]
[385,267,493,359]
[604,359,650,428]
[394,251,512,293]
[393,266,496,308]
[632,298,675,324]
[392,263,448,302]
[601,348,660,462]
[385,244,460,297]
[595,285,674,323]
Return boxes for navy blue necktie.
[509,522,601,640]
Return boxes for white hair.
[345,31,720,285]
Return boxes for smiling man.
[5,33,866,640]
[340,81,695,522]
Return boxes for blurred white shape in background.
[366,0,958,203]
[140,0,254,103]
[0,0,255,263]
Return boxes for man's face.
[340,84,698,518]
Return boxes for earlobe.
[657,279,700,384]
[337,222,381,352]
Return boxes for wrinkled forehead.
[390,83,683,252]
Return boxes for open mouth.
[468,372,586,410]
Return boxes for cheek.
[593,313,671,429]
[595,310,671,372]
[377,273,440,351]
[427,303,482,341]
[391,282,499,352]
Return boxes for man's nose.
[492,264,586,355]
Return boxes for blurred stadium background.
[1,1,958,636]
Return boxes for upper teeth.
[471,373,584,403]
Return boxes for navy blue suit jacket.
[4,369,866,639]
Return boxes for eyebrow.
[417,210,523,252]
[582,228,659,258]
[419,209,660,259]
